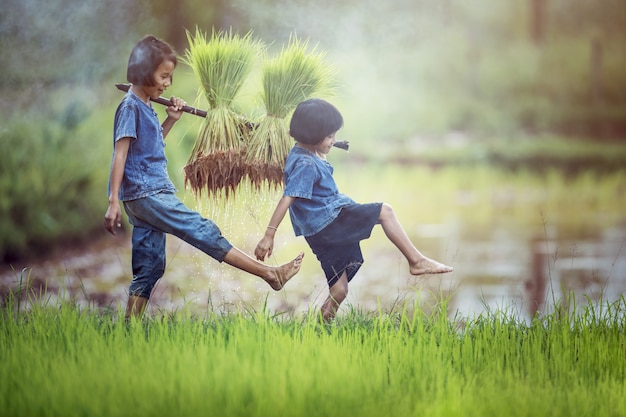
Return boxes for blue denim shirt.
[109,91,177,201]
[283,146,355,237]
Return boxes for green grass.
[1,288,624,417]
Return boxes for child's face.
[313,132,337,155]
[143,59,175,100]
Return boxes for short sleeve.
[284,157,317,199]
[114,102,138,143]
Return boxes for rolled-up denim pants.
[123,192,233,299]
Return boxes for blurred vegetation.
[0,0,625,262]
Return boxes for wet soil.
[0,229,448,317]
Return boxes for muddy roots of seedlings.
[245,161,285,192]
[184,150,245,199]
[184,106,252,198]
[243,116,292,191]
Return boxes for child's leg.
[378,203,453,275]
[124,194,304,290]
[125,225,167,319]
[223,247,304,290]
[321,273,349,322]
[125,295,148,319]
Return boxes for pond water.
[1,165,624,321]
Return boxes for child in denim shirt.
[104,35,303,319]
[255,98,452,322]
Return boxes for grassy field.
[1,289,624,417]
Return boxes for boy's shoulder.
[115,92,138,114]
[287,147,317,165]
[118,91,142,109]
[115,92,155,122]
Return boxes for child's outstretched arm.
[255,196,295,261]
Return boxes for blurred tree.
[549,0,626,38]
[0,0,154,86]
[530,0,547,45]
[148,0,248,51]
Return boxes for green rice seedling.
[182,28,263,198]
[244,35,336,190]
[183,106,250,199]
[1,295,624,417]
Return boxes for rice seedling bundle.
[182,28,262,198]
[244,36,335,190]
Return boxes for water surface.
[2,165,624,320]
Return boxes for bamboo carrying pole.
[114,83,349,151]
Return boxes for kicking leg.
[378,203,453,275]
[321,273,349,322]
[223,247,304,290]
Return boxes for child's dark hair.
[127,35,177,86]
[289,99,344,145]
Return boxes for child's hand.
[165,96,186,120]
[255,236,274,261]
[104,202,123,235]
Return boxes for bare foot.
[410,257,453,276]
[268,252,304,290]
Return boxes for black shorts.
[305,203,382,288]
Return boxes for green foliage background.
[1,0,625,262]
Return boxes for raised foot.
[410,257,454,276]
[270,252,305,290]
